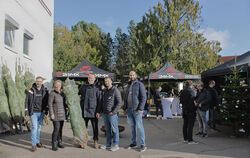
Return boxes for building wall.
[0,0,54,83]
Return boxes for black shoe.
[127,144,137,149]
[52,141,58,151]
[195,132,203,135]
[203,134,208,138]
[58,140,64,148]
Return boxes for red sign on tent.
[56,72,62,77]
[80,66,91,72]
[167,68,178,74]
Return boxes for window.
[23,29,34,56]
[4,21,16,47]
[4,15,19,48]
[23,35,29,55]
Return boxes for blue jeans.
[30,112,44,146]
[102,114,119,147]
[127,108,146,146]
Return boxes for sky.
[54,0,250,56]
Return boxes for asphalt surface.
[0,116,249,158]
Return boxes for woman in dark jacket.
[195,81,211,138]
[49,80,67,151]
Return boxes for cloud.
[198,27,232,50]
[103,17,115,27]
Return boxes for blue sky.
[54,0,250,56]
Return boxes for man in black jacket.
[180,80,198,144]
[97,77,122,151]
[78,73,100,149]
[25,76,48,152]
[154,86,163,119]
[207,80,218,130]
[195,81,211,137]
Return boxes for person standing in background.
[207,80,218,130]
[154,86,163,119]
[180,80,198,144]
[195,81,211,138]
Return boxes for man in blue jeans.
[123,71,147,152]
[97,77,122,151]
[25,76,48,152]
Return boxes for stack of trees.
[0,64,35,133]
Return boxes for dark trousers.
[208,109,216,129]
[84,118,98,141]
[52,121,64,142]
[156,103,163,117]
[183,113,195,141]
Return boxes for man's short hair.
[209,80,215,85]
[36,76,45,80]
[185,80,193,87]
[104,77,112,82]
[88,73,95,77]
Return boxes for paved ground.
[0,116,249,158]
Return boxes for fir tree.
[218,63,250,136]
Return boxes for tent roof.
[202,51,250,77]
[148,62,200,81]
[53,59,115,79]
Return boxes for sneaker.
[156,116,160,120]
[127,144,137,149]
[139,145,147,152]
[110,144,119,152]
[195,132,203,136]
[203,134,208,138]
[100,145,111,150]
[183,140,188,143]
[188,141,198,145]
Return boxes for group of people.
[180,80,218,144]
[25,71,147,152]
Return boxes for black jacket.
[195,88,211,111]
[25,83,49,116]
[154,90,162,105]
[98,86,122,114]
[207,86,218,109]
[180,87,196,115]
[78,84,100,118]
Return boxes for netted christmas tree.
[218,64,250,136]
[2,64,24,133]
[63,78,88,148]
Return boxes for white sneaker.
[111,144,119,151]
[188,141,198,145]
[156,116,160,120]
[100,145,111,150]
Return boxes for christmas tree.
[218,62,250,136]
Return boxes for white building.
[0,0,54,82]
